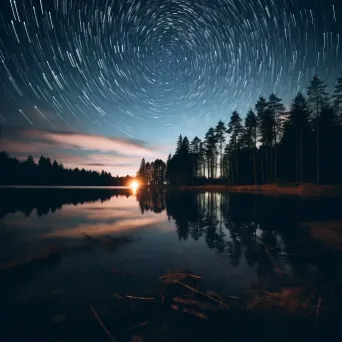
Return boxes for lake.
[1,187,342,341]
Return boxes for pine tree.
[176,135,183,154]
[319,104,335,183]
[268,93,285,181]
[332,73,342,182]
[244,110,258,184]
[256,96,275,183]
[333,72,342,125]
[222,144,230,179]
[165,153,172,184]
[284,93,311,182]
[204,128,217,178]
[152,159,166,185]
[215,120,226,178]
[227,111,243,184]
[145,162,151,185]
[190,137,202,179]
[181,136,190,154]
[307,76,329,184]
[181,136,191,184]
[137,158,146,184]
[199,141,205,178]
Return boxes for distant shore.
[1,184,342,196]
[146,184,342,195]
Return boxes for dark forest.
[138,74,342,186]
[0,153,133,186]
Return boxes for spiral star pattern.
[0,0,341,139]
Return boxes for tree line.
[137,74,342,185]
[0,152,133,186]
[136,158,166,185]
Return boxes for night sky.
[0,0,341,175]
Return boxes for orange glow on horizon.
[130,180,139,189]
[130,180,139,194]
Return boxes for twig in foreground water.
[124,315,158,332]
[82,231,96,238]
[160,272,201,280]
[316,297,322,318]
[175,281,229,309]
[125,295,155,301]
[90,305,118,342]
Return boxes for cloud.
[4,127,154,156]
[86,163,106,167]
[44,131,154,156]
[1,127,165,176]
[43,216,167,238]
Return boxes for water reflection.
[0,187,133,219]
[2,188,342,342]
[136,189,342,285]
[137,189,342,252]
[1,187,342,282]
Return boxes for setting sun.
[130,181,139,189]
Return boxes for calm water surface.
[1,187,342,341]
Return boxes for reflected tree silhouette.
[0,188,131,219]
[2,188,342,284]
[136,189,165,214]
[137,189,342,281]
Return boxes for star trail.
[0,0,341,142]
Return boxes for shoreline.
[1,184,342,196]
[146,184,342,196]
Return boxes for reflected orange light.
[130,181,139,194]
[130,181,139,189]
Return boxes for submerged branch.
[124,315,158,332]
[174,280,229,309]
[90,305,118,342]
[125,295,155,301]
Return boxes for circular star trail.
[0,0,341,137]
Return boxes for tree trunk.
[253,130,257,184]
[253,147,256,185]
[207,158,210,179]
[316,126,320,185]
[295,147,298,183]
[300,129,303,182]
[265,147,268,183]
[274,124,277,182]
[236,147,239,185]
[316,98,320,185]
[274,142,277,182]
[230,157,235,185]
[270,146,272,183]
[325,143,328,184]
[220,143,223,178]
[211,157,214,179]
[261,153,264,184]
